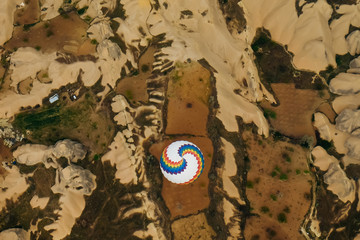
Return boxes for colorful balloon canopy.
[160,140,204,184]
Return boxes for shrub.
[279,173,288,181]
[277,213,287,223]
[260,206,270,213]
[246,181,254,189]
[141,64,149,73]
[270,194,277,201]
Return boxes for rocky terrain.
[0,0,360,240]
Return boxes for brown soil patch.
[14,0,40,25]
[165,62,211,136]
[0,139,14,176]
[243,130,312,240]
[18,77,33,94]
[6,12,94,55]
[261,83,323,139]
[115,46,156,102]
[172,212,215,240]
[316,102,336,123]
[149,136,213,219]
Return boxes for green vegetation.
[283,206,290,213]
[171,70,181,82]
[125,90,133,100]
[296,169,301,175]
[84,15,92,23]
[35,46,41,51]
[260,206,270,213]
[271,171,277,177]
[270,194,277,201]
[246,180,254,189]
[279,173,288,181]
[263,108,276,119]
[90,39,98,45]
[277,212,287,223]
[141,64,149,73]
[317,138,333,150]
[282,152,291,162]
[13,90,115,155]
[304,170,310,174]
[77,6,89,15]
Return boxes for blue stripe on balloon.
[160,144,204,175]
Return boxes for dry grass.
[149,136,213,219]
[165,62,211,136]
[261,83,323,139]
[243,130,313,240]
[115,46,156,102]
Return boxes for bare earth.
[261,83,323,139]
[243,130,313,240]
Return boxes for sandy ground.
[115,46,156,102]
[150,137,213,219]
[243,130,312,240]
[261,83,324,139]
[0,166,28,210]
[165,62,211,136]
[0,0,23,45]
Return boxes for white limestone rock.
[312,146,337,171]
[45,165,96,240]
[51,165,96,195]
[324,163,355,203]
[329,72,360,95]
[345,136,360,160]
[0,228,29,240]
[52,140,87,163]
[347,30,360,55]
[313,112,349,154]
[335,109,360,134]
[14,139,87,168]
[332,93,360,114]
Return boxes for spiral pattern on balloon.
[160,141,204,184]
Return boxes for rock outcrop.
[0,228,29,240]
[336,109,360,134]
[324,163,355,203]
[14,139,86,168]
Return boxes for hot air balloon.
[160,140,204,184]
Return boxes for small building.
[49,94,59,103]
